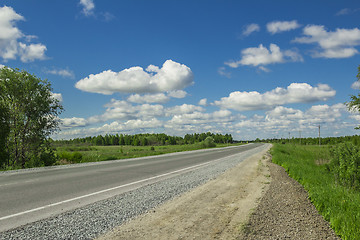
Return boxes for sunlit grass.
[271,144,360,240]
[55,143,239,163]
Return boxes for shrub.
[329,142,360,191]
[201,137,216,148]
[57,151,83,164]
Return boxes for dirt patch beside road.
[98,145,271,240]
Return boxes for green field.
[55,142,239,164]
[271,143,360,240]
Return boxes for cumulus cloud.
[79,0,95,16]
[0,6,47,62]
[232,103,349,140]
[225,43,303,69]
[88,99,165,124]
[61,117,88,129]
[213,83,336,111]
[75,60,194,95]
[95,118,163,133]
[166,109,234,127]
[242,23,260,36]
[127,90,187,104]
[127,93,169,104]
[166,104,205,116]
[198,98,208,106]
[267,20,301,34]
[293,25,360,58]
[46,68,75,78]
[167,90,188,99]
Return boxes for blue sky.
[1,0,360,140]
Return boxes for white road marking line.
[0,158,220,221]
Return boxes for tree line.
[260,135,360,146]
[54,132,233,147]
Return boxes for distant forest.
[261,135,360,146]
[53,132,234,147]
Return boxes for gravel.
[0,144,267,240]
[241,155,341,240]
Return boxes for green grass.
[55,143,239,164]
[271,144,360,240]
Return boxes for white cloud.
[225,44,302,69]
[167,90,187,98]
[213,83,336,111]
[293,25,360,58]
[231,103,351,140]
[127,90,187,104]
[19,43,47,62]
[198,98,207,106]
[166,104,205,116]
[267,20,301,34]
[51,93,63,102]
[127,93,169,104]
[242,23,260,36]
[166,109,234,127]
[47,68,75,78]
[75,60,194,95]
[0,6,47,62]
[87,99,165,124]
[352,81,360,89]
[218,67,231,78]
[61,117,88,128]
[79,0,95,16]
[336,8,360,16]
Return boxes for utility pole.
[299,130,301,145]
[318,125,321,146]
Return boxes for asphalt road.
[0,143,263,232]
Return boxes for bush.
[329,142,360,190]
[57,151,83,164]
[201,137,216,148]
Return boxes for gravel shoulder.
[241,155,341,240]
[99,145,340,240]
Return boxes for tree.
[0,67,63,168]
[0,102,9,167]
[348,65,360,129]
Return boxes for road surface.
[0,143,263,232]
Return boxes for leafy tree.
[0,102,9,167]
[347,65,360,129]
[0,67,63,168]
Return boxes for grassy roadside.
[55,143,240,164]
[271,144,360,240]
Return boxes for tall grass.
[271,144,360,240]
[55,142,236,164]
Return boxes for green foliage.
[0,102,9,167]
[0,67,63,169]
[201,136,216,148]
[329,143,360,190]
[272,144,360,240]
[347,64,360,129]
[57,151,83,163]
